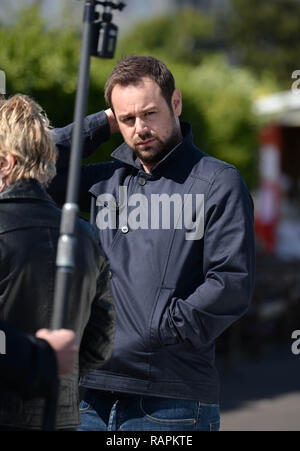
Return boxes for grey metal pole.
[42,0,96,431]
[51,0,95,332]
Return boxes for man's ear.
[0,153,15,179]
[171,89,182,117]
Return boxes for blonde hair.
[0,94,57,188]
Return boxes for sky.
[0,0,177,32]
[0,0,228,36]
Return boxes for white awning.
[253,90,300,126]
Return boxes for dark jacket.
[0,179,115,429]
[50,112,255,403]
[0,319,57,399]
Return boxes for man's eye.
[124,117,134,123]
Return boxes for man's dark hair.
[104,56,176,110]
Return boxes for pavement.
[216,344,300,431]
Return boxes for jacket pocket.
[149,287,174,349]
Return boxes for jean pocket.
[140,397,198,425]
[197,403,220,431]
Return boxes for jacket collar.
[0,179,55,204]
[110,121,195,174]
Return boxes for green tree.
[173,56,260,188]
[227,0,300,87]
[0,3,80,125]
[117,8,219,65]
[0,3,122,161]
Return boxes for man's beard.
[131,124,182,167]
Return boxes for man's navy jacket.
[50,112,255,403]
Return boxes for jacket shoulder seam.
[206,165,239,199]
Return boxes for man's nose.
[135,117,148,135]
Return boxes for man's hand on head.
[105,108,119,134]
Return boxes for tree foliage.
[228,0,300,87]
[118,8,218,65]
[172,56,259,187]
[0,4,80,124]
[0,3,123,160]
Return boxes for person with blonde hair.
[0,94,57,189]
[0,94,115,430]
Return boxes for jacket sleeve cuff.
[26,336,59,399]
[53,110,111,169]
[83,111,111,155]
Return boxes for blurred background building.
[1,0,300,431]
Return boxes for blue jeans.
[78,389,220,431]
